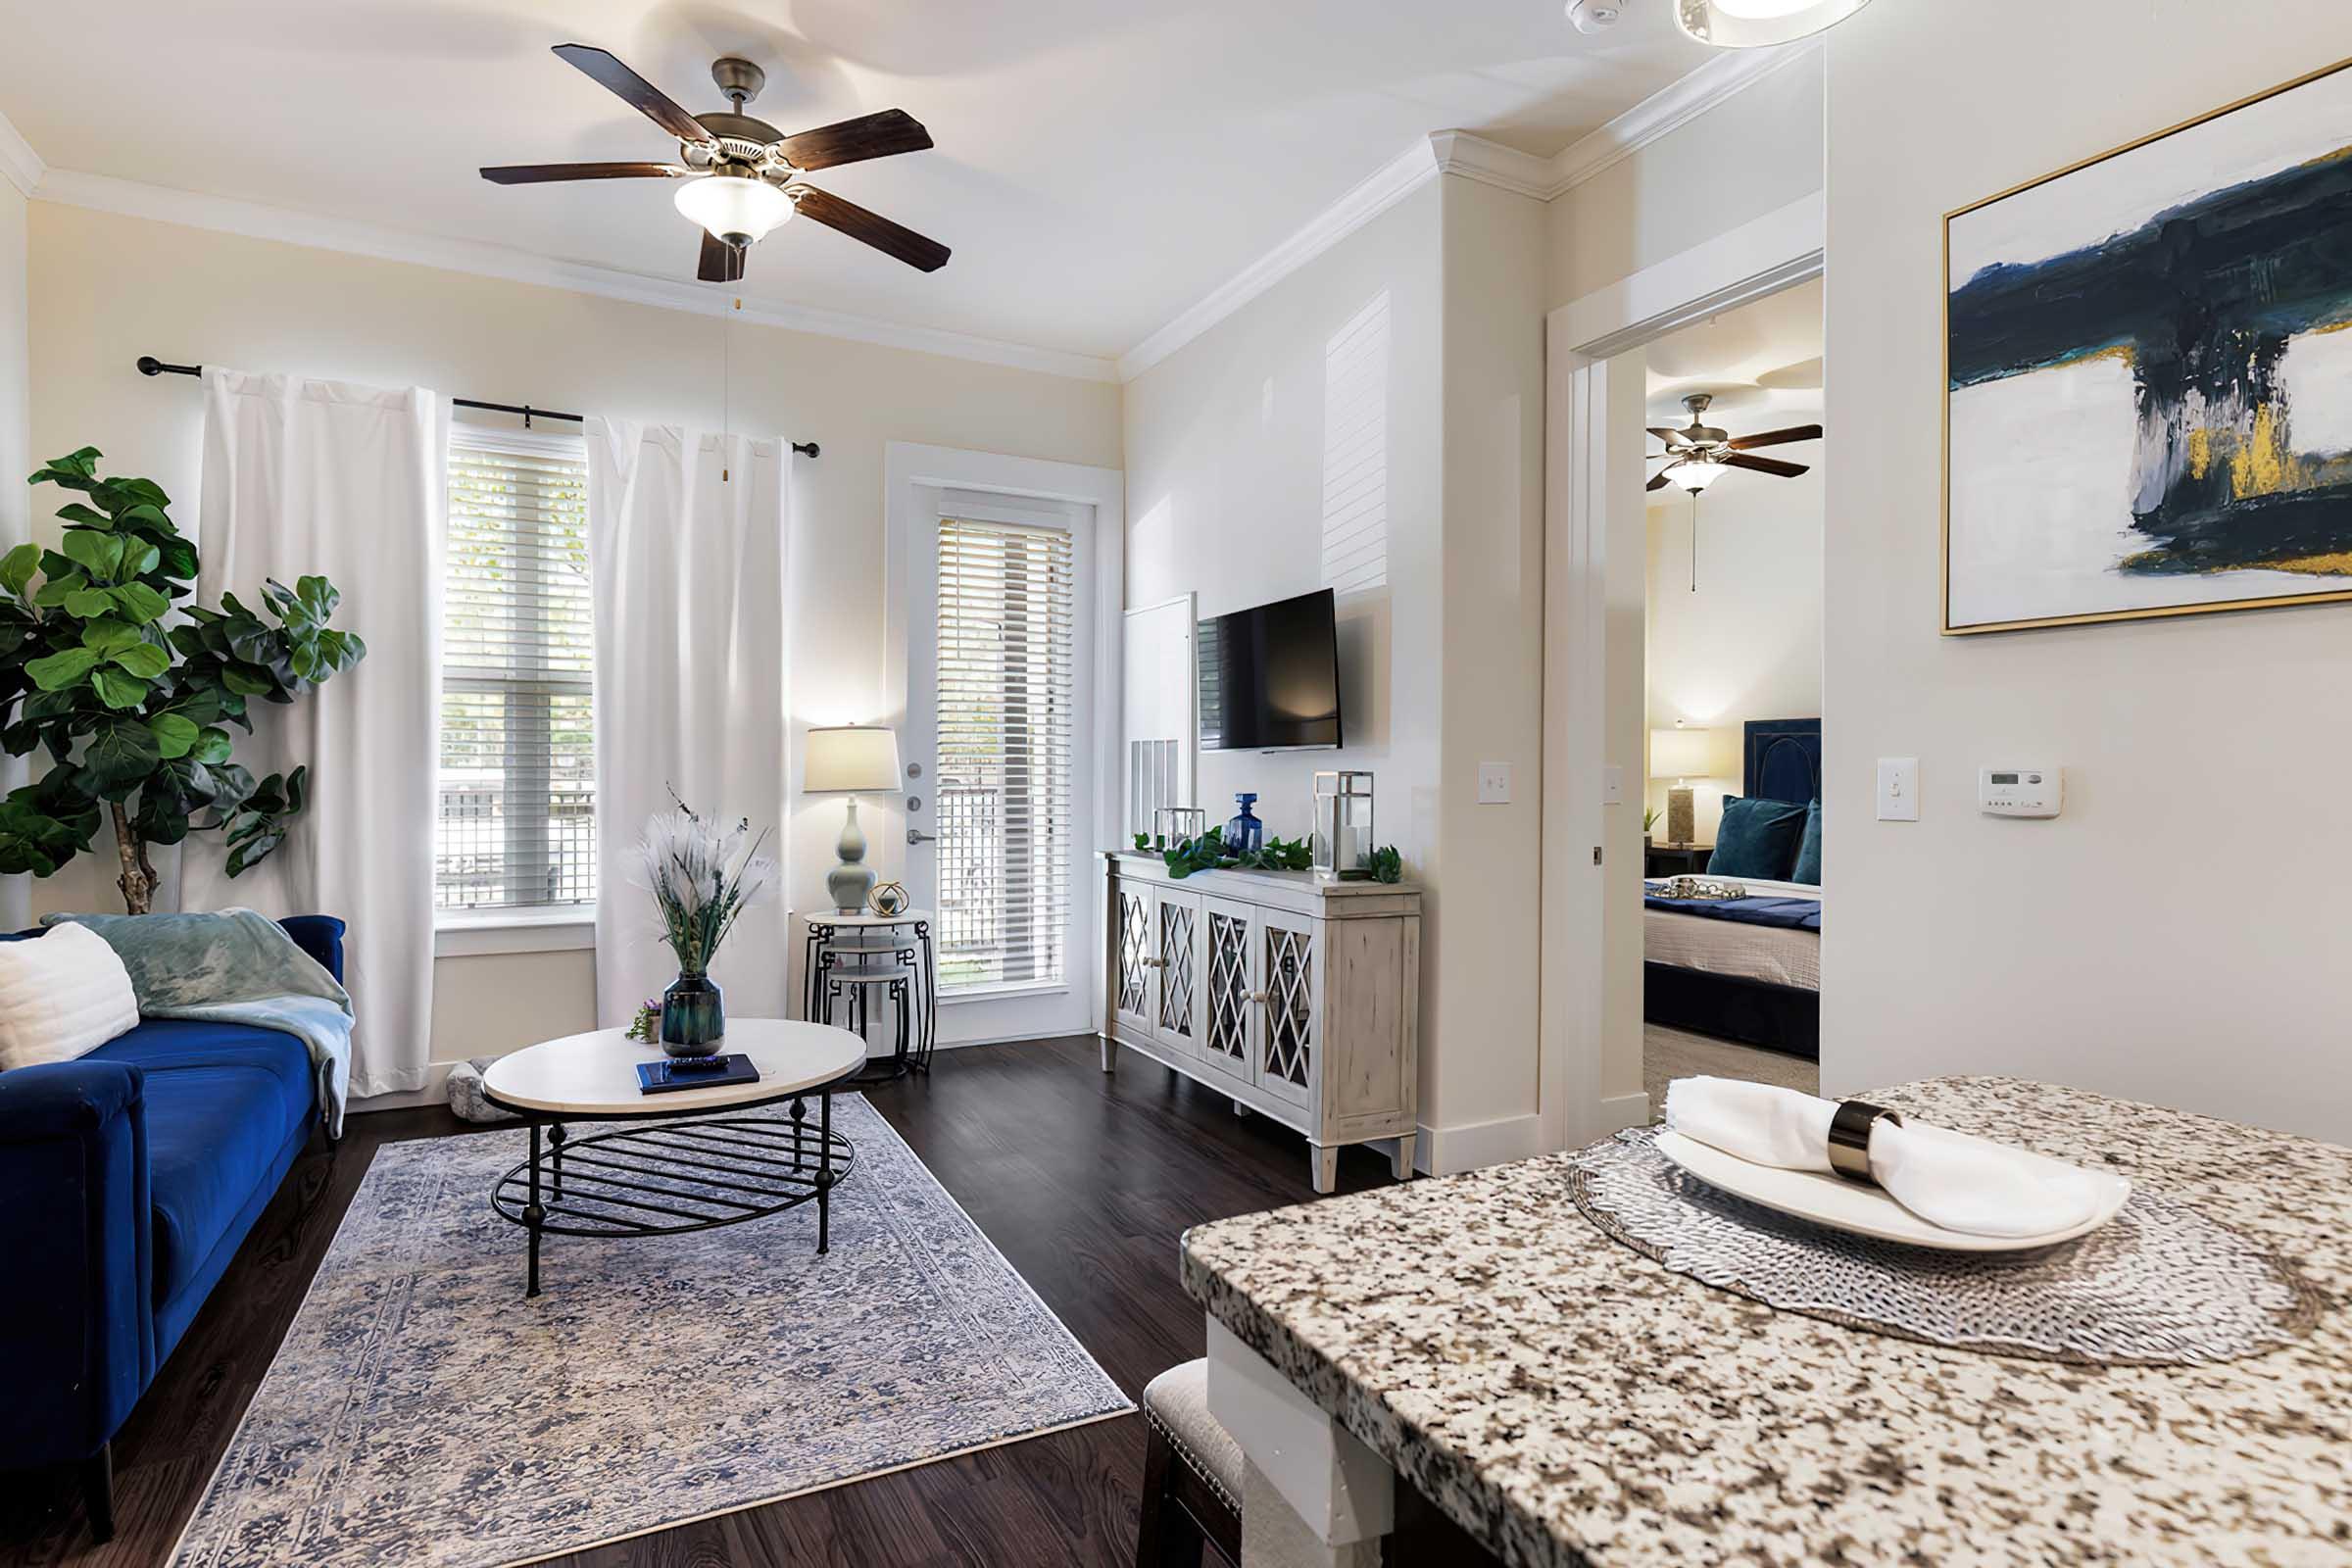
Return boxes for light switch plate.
[1478,761,1512,805]
[1877,758,1920,821]
[1601,764,1624,806]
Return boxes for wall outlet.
[1876,757,1920,821]
[1478,761,1512,805]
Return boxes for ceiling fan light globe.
[1674,460,1726,494]
[674,173,796,244]
[1674,0,1873,47]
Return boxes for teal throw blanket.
[46,907,355,1137]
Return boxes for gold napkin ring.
[1828,1101,1903,1185]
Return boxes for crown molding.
[1116,40,1819,379]
[0,109,44,199]
[28,168,1119,382]
[1546,35,1820,196]
[1427,131,1557,201]
[1115,138,1441,381]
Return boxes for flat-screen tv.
[1198,589,1343,752]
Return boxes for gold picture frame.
[1942,55,2352,635]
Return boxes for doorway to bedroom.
[1541,221,1827,1144]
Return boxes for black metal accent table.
[801,909,937,1083]
[480,1019,868,1298]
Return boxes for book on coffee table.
[635,1054,761,1094]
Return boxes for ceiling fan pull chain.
[1690,494,1700,592]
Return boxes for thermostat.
[1979,766,2061,817]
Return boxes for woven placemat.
[1570,1127,2322,1365]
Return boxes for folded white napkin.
[1662,1076,2113,1239]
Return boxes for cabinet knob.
[1247,990,1269,1004]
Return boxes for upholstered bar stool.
[1137,1358,1243,1567]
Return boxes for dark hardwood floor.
[0,1036,1401,1568]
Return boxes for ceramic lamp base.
[1667,786,1695,847]
[829,795,878,914]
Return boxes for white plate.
[1653,1130,2132,1252]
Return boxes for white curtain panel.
[586,420,791,1029]
[182,370,442,1099]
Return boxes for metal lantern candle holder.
[1312,770,1375,880]
[1152,805,1207,850]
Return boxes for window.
[935,514,1076,991]
[1321,290,1391,594]
[437,426,595,913]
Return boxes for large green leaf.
[25,647,101,690]
[60,530,125,580]
[155,539,199,579]
[191,725,234,764]
[0,544,38,599]
[80,619,141,657]
[64,587,117,619]
[55,502,114,530]
[220,663,275,697]
[78,720,163,794]
[148,712,199,759]
[91,667,150,710]
[110,643,170,679]
[112,583,172,623]
[114,477,170,509]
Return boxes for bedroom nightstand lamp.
[804,724,902,913]
[1649,724,1713,847]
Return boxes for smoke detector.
[1566,0,1624,31]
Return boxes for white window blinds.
[935,514,1076,991]
[437,425,596,912]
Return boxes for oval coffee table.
[482,1019,865,1298]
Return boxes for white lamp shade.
[1675,0,1873,47]
[803,725,902,793]
[1673,459,1726,493]
[1649,726,1714,779]
[673,174,797,244]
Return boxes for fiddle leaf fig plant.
[0,448,366,913]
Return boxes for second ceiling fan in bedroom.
[482,44,951,283]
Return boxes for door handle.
[906,828,938,845]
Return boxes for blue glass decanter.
[1225,792,1264,856]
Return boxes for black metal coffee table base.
[490,1092,855,1298]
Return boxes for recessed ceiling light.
[1674,0,1874,47]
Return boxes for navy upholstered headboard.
[1743,718,1822,805]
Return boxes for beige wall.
[24,202,1120,1083]
[1822,3,2352,1142]
[0,176,26,931]
[1436,175,1552,1150]
[1644,455,1824,844]
[1548,46,1824,311]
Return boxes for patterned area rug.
[168,1095,1130,1568]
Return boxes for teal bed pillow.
[1711,796,1810,881]
[1789,799,1823,885]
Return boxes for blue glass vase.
[661,971,725,1057]
[1225,793,1264,856]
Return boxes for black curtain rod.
[135,357,819,459]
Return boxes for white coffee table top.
[481,1018,865,1116]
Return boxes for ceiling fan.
[482,45,951,284]
[1646,393,1821,492]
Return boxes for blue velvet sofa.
[0,914,345,1543]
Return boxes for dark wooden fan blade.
[1646,467,1677,492]
[1647,426,1690,444]
[791,186,951,271]
[1722,453,1809,478]
[777,109,934,172]
[553,44,716,146]
[698,231,747,283]
[481,162,686,184]
[1728,423,1824,451]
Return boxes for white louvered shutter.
[934,515,1076,991]
[437,426,597,911]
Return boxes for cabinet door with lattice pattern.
[1198,897,1257,1089]
[1149,888,1204,1055]
[1110,879,1154,1037]
[1253,906,1320,1115]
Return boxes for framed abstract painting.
[1944,58,2352,634]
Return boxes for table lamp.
[1648,724,1713,847]
[804,723,902,912]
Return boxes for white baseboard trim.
[1418,1111,1547,1177]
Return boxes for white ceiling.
[1644,275,1823,429]
[0,1,1711,367]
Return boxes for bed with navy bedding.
[1645,719,1819,1058]
[0,914,345,1543]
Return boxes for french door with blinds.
[902,489,1097,1043]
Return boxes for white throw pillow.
[0,923,143,1071]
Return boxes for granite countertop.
[1180,1076,2351,1567]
